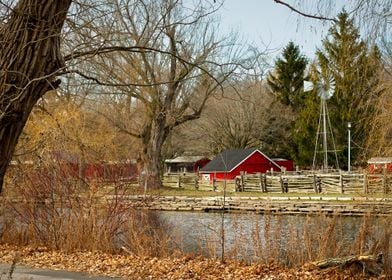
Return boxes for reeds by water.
[2,162,391,276]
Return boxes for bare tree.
[198,87,265,154]
[65,0,252,188]
[0,0,259,192]
[170,80,295,158]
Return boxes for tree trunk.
[140,117,168,190]
[0,0,72,193]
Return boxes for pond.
[155,211,391,264]
[3,200,390,267]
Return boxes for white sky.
[218,0,334,59]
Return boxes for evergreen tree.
[293,11,382,168]
[318,11,382,166]
[267,41,308,110]
[290,64,321,166]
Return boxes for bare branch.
[273,0,336,22]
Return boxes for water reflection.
[157,211,390,263]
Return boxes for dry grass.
[1,162,391,278]
[1,162,176,257]
[188,212,391,276]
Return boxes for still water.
[155,211,390,262]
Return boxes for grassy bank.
[2,165,391,278]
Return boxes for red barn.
[51,151,138,182]
[271,158,294,172]
[367,157,392,173]
[200,148,292,181]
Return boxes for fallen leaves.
[0,244,385,279]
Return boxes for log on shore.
[311,253,384,276]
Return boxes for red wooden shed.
[199,148,292,181]
[271,158,294,172]
[367,157,392,173]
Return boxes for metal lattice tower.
[304,74,339,171]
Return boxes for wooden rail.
[162,171,392,195]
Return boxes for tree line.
[1,1,392,193]
[268,11,383,169]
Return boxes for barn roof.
[200,148,281,173]
[368,157,392,164]
[165,155,207,164]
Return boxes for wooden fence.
[162,171,392,195]
[163,172,230,191]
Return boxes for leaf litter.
[0,244,386,279]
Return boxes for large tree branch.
[97,109,142,139]
[273,0,336,22]
[169,71,229,129]
[64,45,228,90]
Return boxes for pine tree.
[290,64,321,166]
[267,41,308,110]
[293,11,382,168]
[317,11,382,167]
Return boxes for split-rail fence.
[162,171,391,195]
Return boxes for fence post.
[240,171,245,192]
[280,176,285,193]
[263,173,268,192]
[313,174,318,193]
[339,171,344,194]
[259,173,263,192]
[383,166,387,195]
[213,172,217,191]
[363,172,368,194]
[283,177,288,193]
[194,174,199,190]
[235,177,241,192]
[177,173,181,188]
[317,177,322,193]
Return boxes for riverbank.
[1,193,390,279]
[0,244,383,279]
[126,195,392,216]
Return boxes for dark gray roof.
[200,148,261,172]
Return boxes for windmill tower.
[304,74,339,171]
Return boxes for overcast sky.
[218,0,334,59]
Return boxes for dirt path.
[0,263,119,280]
